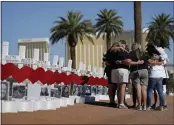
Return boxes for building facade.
[66,29,148,69]
[18,38,50,61]
[1,41,9,59]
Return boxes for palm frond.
[50,10,95,46]
[95,9,123,41]
[146,13,174,49]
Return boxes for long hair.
[146,43,161,57]
[131,43,144,60]
[125,44,129,53]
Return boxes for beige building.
[66,29,148,69]
[18,38,49,61]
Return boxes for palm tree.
[95,9,123,50]
[134,2,142,46]
[146,13,174,49]
[50,11,95,69]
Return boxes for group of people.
[103,40,169,111]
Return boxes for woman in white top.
[147,53,165,111]
[151,47,169,110]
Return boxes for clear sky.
[2,1,174,64]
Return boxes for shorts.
[104,66,115,84]
[111,68,129,84]
[130,69,148,86]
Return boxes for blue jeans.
[147,78,164,107]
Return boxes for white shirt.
[150,63,169,78]
[150,65,165,78]
[150,47,169,78]
[162,57,169,78]
[163,66,169,78]
[155,47,168,61]
[159,47,169,78]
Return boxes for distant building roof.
[18,38,49,43]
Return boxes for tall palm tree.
[50,11,95,69]
[95,9,123,50]
[134,2,142,46]
[146,13,174,49]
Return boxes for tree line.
[49,2,174,69]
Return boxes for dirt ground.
[2,96,174,124]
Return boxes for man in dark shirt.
[111,40,131,109]
[103,43,120,107]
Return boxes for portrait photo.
[102,86,108,95]
[0,81,9,100]
[50,88,60,98]
[40,87,49,96]
[54,84,62,98]
[12,83,26,99]
[82,85,86,96]
[73,85,82,96]
[82,85,91,96]
[91,86,97,95]
[96,86,103,95]
[62,85,69,98]
[85,86,91,96]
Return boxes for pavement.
[2,96,174,124]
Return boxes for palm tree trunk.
[70,46,75,96]
[134,2,142,45]
[106,33,112,50]
[70,46,76,69]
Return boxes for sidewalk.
[2,96,174,124]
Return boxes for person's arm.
[163,58,169,66]
[129,53,146,65]
[148,59,163,65]
[119,51,132,65]
[129,60,141,65]
[165,59,169,65]
[110,47,120,52]
[121,59,132,65]
[105,61,110,66]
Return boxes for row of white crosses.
[1,41,104,78]
[78,62,104,78]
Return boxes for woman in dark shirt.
[128,43,149,111]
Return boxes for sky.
[2,1,174,64]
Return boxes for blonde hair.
[131,43,144,59]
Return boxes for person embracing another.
[103,42,120,107]
[147,45,165,111]
[111,40,131,109]
[128,43,149,110]
[151,46,169,110]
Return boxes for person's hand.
[140,60,144,64]
[105,61,110,66]
[115,60,121,64]
[164,63,167,66]
[137,60,142,64]
[119,46,125,51]
[137,60,144,64]
[126,59,132,63]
